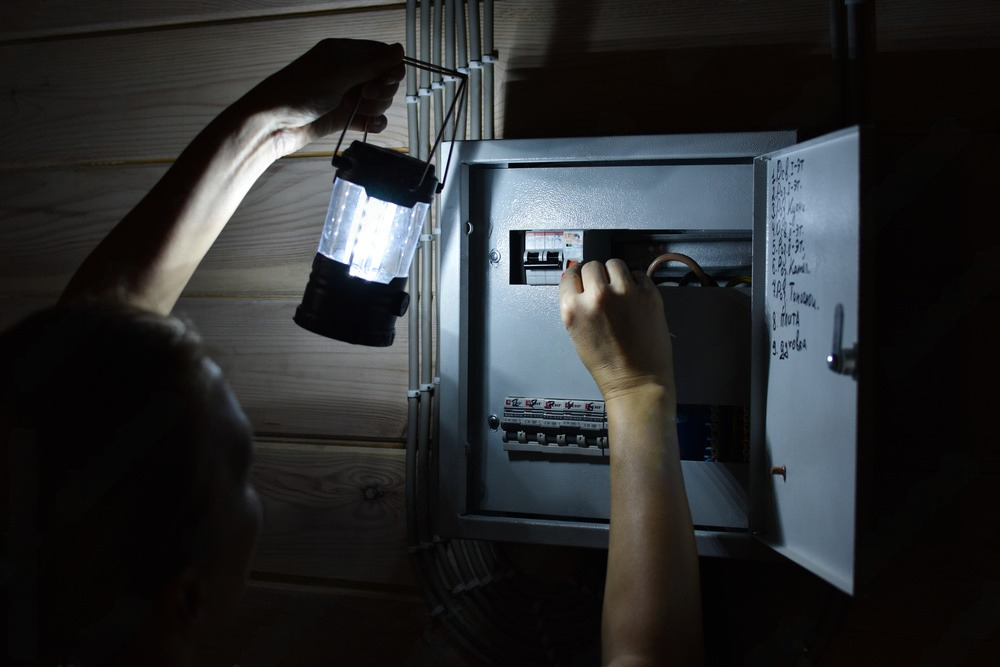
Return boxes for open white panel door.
[752,127,861,595]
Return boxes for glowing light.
[318,178,429,284]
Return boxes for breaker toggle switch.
[524,250,564,285]
[500,396,608,457]
[520,230,585,286]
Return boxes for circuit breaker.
[436,130,864,594]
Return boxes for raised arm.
[560,259,703,666]
[59,39,405,315]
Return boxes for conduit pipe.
[455,0,468,140]
[467,0,482,140]
[418,0,435,546]
[432,0,445,148]
[444,0,457,141]
[403,0,421,551]
[419,0,432,163]
[405,0,420,158]
[482,0,495,139]
[423,0,441,392]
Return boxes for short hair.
[1,304,252,664]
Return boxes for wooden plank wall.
[2,1,998,664]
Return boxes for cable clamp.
[482,53,498,64]
[420,234,434,242]
[431,81,444,90]
[443,74,460,82]
[433,227,442,235]
[406,95,420,104]
[407,390,421,399]
[420,383,436,393]
[418,87,432,97]
[457,66,471,75]
[469,60,483,69]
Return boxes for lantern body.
[294,141,437,347]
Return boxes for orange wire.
[645,252,714,287]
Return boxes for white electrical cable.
[483,0,495,140]
[405,0,420,158]
[444,0,457,142]
[419,0,431,91]
[419,0,432,163]
[405,0,418,98]
[469,62,482,140]
[468,0,481,67]
[455,0,468,140]
[467,0,482,140]
[420,236,433,389]
[433,208,442,420]
[432,0,445,158]
[404,2,421,525]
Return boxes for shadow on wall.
[503,43,838,140]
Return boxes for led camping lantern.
[294,142,436,346]
[294,57,466,347]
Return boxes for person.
[560,260,704,666]
[2,38,703,666]
[2,39,406,666]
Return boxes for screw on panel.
[770,465,787,481]
[487,414,500,430]
[488,248,501,266]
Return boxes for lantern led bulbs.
[294,57,466,347]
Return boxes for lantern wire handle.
[331,56,469,194]
[402,56,469,193]
[333,95,364,158]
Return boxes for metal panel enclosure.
[436,133,795,555]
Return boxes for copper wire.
[645,252,714,287]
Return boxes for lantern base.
[294,254,410,347]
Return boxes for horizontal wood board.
[0,158,349,297]
[0,9,415,167]
[0,1,400,41]
[5,0,996,51]
[249,442,416,586]
[0,297,412,441]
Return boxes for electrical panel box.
[436,129,864,594]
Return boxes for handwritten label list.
[769,156,818,361]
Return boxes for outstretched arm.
[60,39,405,315]
[560,259,703,666]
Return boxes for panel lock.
[827,303,857,378]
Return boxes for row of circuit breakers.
[501,396,750,463]
[500,397,608,455]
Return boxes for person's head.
[1,303,260,666]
